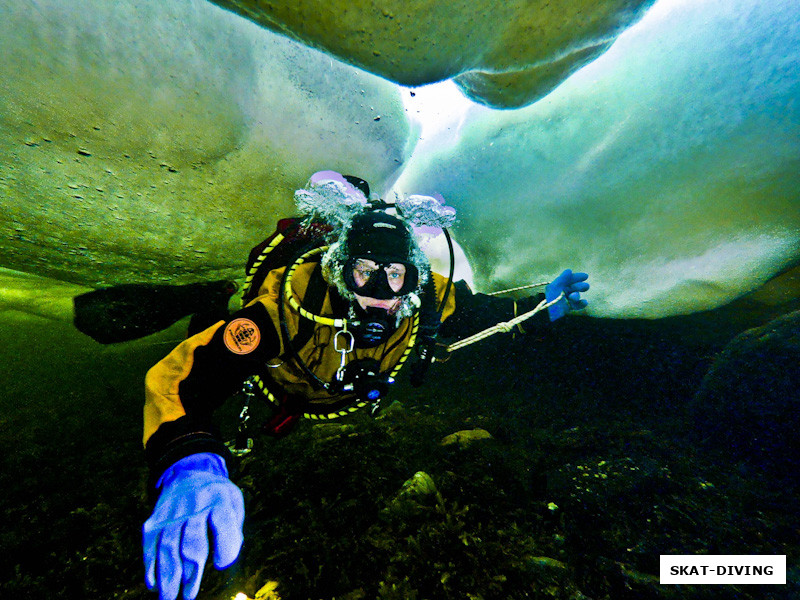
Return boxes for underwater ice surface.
[0,0,412,286]
[395,0,800,317]
[0,0,798,319]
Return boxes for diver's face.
[352,259,407,292]
[352,258,406,311]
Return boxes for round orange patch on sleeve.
[223,318,261,355]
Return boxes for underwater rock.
[398,471,438,497]
[374,399,407,421]
[311,422,356,443]
[440,428,493,448]
[690,309,800,482]
[381,471,443,520]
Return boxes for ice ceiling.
[1,0,798,318]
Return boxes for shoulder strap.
[241,218,332,304]
[290,263,328,351]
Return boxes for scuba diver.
[141,171,590,600]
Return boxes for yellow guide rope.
[485,281,549,296]
[443,291,564,353]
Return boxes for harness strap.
[290,262,328,354]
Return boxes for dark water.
[0,298,798,599]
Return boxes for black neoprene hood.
[344,211,414,265]
[341,211,420,297]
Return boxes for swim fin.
[73,280,237,344]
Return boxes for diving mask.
[344,257,419,299]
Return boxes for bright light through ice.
[401,80,477,143]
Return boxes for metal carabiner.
[226,376,258,456]
[333,328,355,382]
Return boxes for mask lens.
[384,264,406,293]
[353,259,378,289]
[345,258,416,299]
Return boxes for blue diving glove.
[545,269,590,321]
[143,452,245,600]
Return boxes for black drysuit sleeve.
[143,301,280,486]
[438,280,549,339]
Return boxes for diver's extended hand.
[545,269,590,321]
[143,452,244,600]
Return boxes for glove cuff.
[157,452,229,490]
[145,415,232,498]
